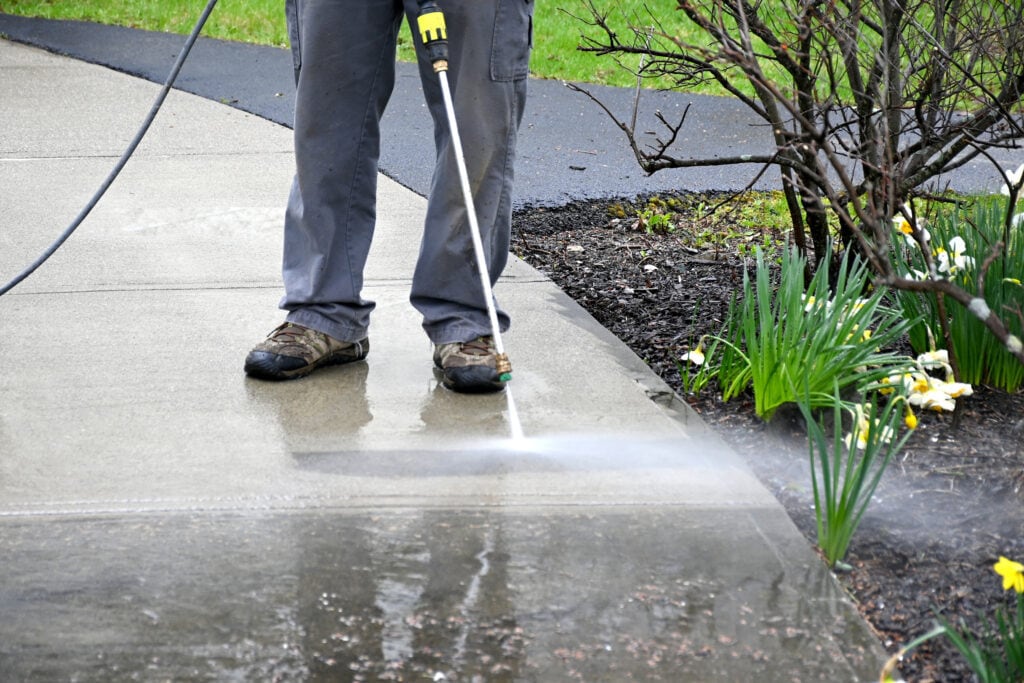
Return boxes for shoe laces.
[460,336,494,356]
[269,322,315,344]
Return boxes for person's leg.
[406,0,532,345]
[281,0,406,343]
[247,0,405,380]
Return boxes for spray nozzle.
[495,353,512,383]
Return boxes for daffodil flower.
[994,556,1024,593]
[933,237,974,277]
[920,349,951,372]
[904,407,918,430]
[947,236,974,273]
[680,347,705,367]
[892,204,930,245]
[941,381,973,399]
[916,349,953,380]
[1005,277,1022,286]
[843,430,869,451]
[908,388,957,412]
[890,371,924,395]
[917,349,948,364]
[999,163,1024,198]
[844,404,894,450]
[847,298,870,315]
[899,359,973,412]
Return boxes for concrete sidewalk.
[0,40,886,681]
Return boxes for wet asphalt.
[2,11,1012,211]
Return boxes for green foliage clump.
[716,247,915,421]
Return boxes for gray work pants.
[280,0,532,345]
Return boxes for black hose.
[0,0,220,297]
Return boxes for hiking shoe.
[244,322,368,381]
[433,336,508,393]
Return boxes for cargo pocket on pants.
[490,0,533,82]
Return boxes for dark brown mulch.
[511,193,1024,682]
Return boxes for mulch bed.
[511,193,1024,682]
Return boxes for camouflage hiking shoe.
[433,335,508,393]
[244,322,368,381]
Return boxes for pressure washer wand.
[416,0,512,383]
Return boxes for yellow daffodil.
[994,556,1024,593]
[904,408,918,430]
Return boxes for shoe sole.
[434,364,506,394]
[245,344,368,381]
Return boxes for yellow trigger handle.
[416,1,449,70]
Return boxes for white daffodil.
[908,389,957,412]
[845,298,871,316]
[933,237,974,277]
[948,235,974,273]
[801,293,832,314]
[892,204,930,245]
[844,404,894,451]
[844,404,872,450]
[999,162,1024,197]
[844,430,869,451]
[917,349,952,378]
[934,246,951,275]
[940,381,974,399]
[901,365,973,413]
[917,349,949,365]
[892,371,927,395]
[680,347,705,367]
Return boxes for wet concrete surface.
[1,508,880,682]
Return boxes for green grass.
[0,0,698,89]
[0,0,290,47]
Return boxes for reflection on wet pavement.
[0,508,880,681]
